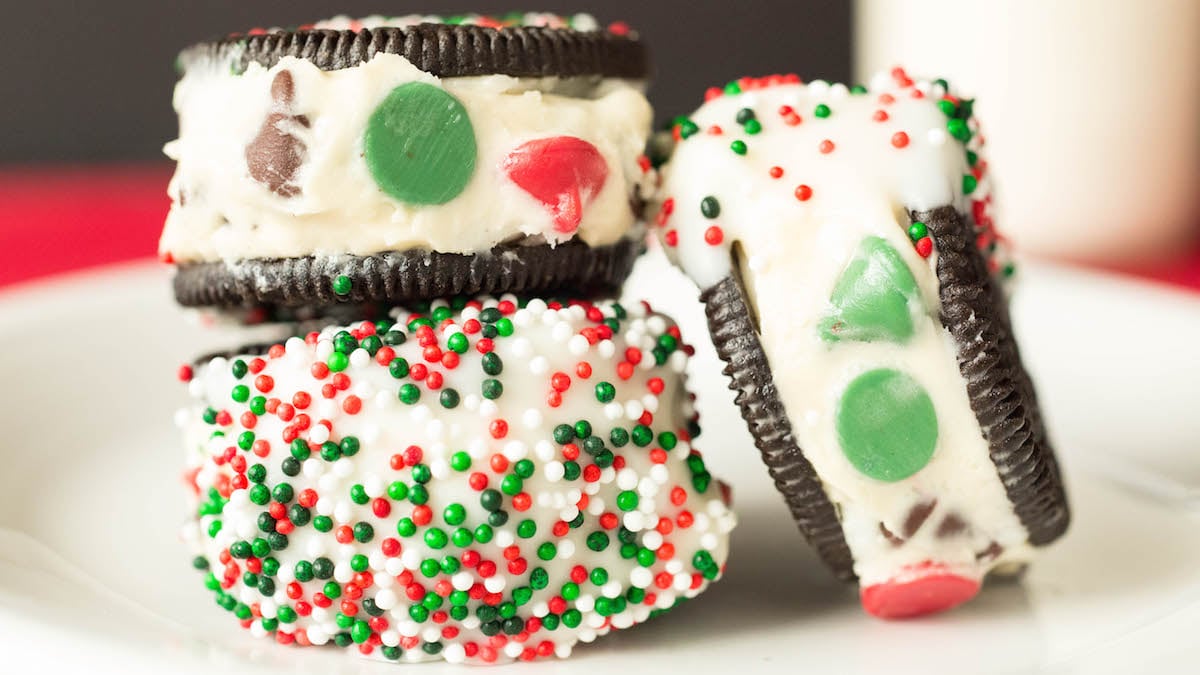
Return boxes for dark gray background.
[0,1,850,163]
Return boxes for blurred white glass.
[855,0,1200,264]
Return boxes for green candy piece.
[364,82,476,205]
[819,236,922,344]
[836,369,938,482]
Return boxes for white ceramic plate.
[1,254,1198,674]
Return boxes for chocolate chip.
[976,541,1004,561]
[246,113,307,197]
[245,71,309,197]
[270,70,295,104]
[902,498,938,538]
[936,513,968,538]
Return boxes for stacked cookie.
[165,14,734,664]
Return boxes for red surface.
[0,164,1199,291]
[860,563,982,619]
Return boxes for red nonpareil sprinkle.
[663,230,678,247]
[873,109,889,123]
[477,560,498,578]
[879,93,895,105]
[411,505,432,526]
[647,377,665,394]
[490,454,509,474]
[656,543,675,560]
[795,184,813,201]
[636,154,652,173]
[177,364,193,382]
[570,566,588,584]
[819,139,836,154]
[403,445,423,465]
[670,486,688,506]
[575,362,592,378]
[769,166,784,179]
[891,131,910,148]
[551,372,571,392]
[703,226,724,246]
[342,395,362,414]
[704,86,723,101]
[915,237,934,258]
[381,537,401,557]
[425,371,443,390]
[489,419,508,439]
[616,362,634,380]
[707,125,723,135]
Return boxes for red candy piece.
[860,563,980,619]
[502,137,609,234]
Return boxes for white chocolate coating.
[179,297,733,664]
[160,53,652,264]
[653,72,1029,587]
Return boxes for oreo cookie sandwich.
[178,295,734,663]
[160,13,653,312]
[650,69,1068,618]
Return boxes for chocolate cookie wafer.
[160,13,653,313]
[652,69,1068,618]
